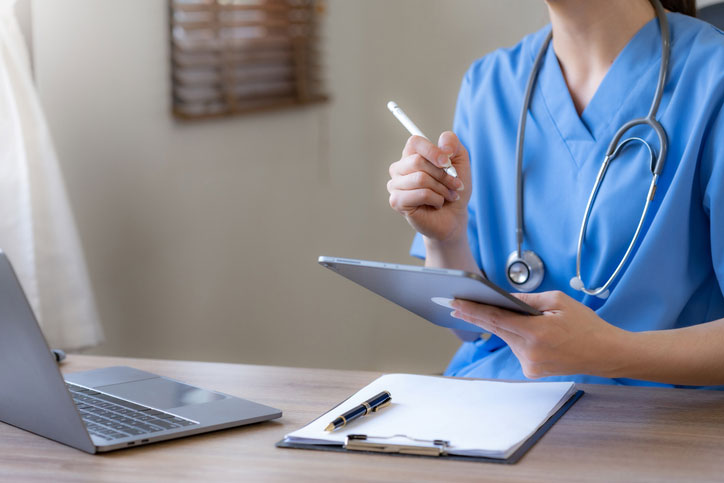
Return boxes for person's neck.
[545,0,656,114]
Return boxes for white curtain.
[0,0,103,349]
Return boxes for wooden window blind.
[170,0,328,120]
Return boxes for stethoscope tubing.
[511,0,670,296]
[574,141,659,297]
[515,29,552,257]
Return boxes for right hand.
[387,131,472,243]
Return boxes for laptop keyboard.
[66,382,198,442]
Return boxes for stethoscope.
[505,0,670,299]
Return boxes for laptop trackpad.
[97,377,226,410]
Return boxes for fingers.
[389,154,463,193]
[451,299,532,337]
[450,306,526,347]
[389,187,445,212]
[512,291,570,313]
[387,171,460,203]
[388,131,469,223]
[402,135,454,171]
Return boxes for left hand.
[450,291,628,379]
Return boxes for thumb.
[437,131,470,187]
[437,131,464,160]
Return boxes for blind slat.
[170,0,327,120]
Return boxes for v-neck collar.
[531,16,663,156]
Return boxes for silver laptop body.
[0,251,281,453]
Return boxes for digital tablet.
[318,256,542,334]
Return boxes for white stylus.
[387,101,458,178]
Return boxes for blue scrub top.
[411,13,724,387]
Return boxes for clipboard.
[276,389,584,464]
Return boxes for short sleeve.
[410,232,426,259]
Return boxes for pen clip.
[371,399,391,412]
[344,434,449,457]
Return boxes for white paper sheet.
[285,374,576,459]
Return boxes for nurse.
[387,0,724,387]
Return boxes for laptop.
[0,251,281,453]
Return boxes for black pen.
[325,391,392,431]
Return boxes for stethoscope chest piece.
[506,250,544,292]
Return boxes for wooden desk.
[1,355,723,482]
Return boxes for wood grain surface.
[1,355,723,482]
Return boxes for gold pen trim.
[362,402,372,415]
[325,415,346,432]
[372,399,391,412]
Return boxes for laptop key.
[128,411,151,420]
[85,407,108,416]
[114,408,140,417]
[89,432,111,441]
[131,422,162,433]
[94,396,146,411]
[168,417,195,426]
[112,399,148,411]
[95,416,121,428]
[150,420,180,430]
[116,417,149,428]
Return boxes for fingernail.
[455,179,465,191]
[450,310,460,319]
[449,190,460,202]
[441,145,454,156]
[437,154,452,168]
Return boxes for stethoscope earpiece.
[569,276,584,291]
[569,277,609,300]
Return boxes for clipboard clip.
[344,434,450,457]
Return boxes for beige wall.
[30,0,548,373]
